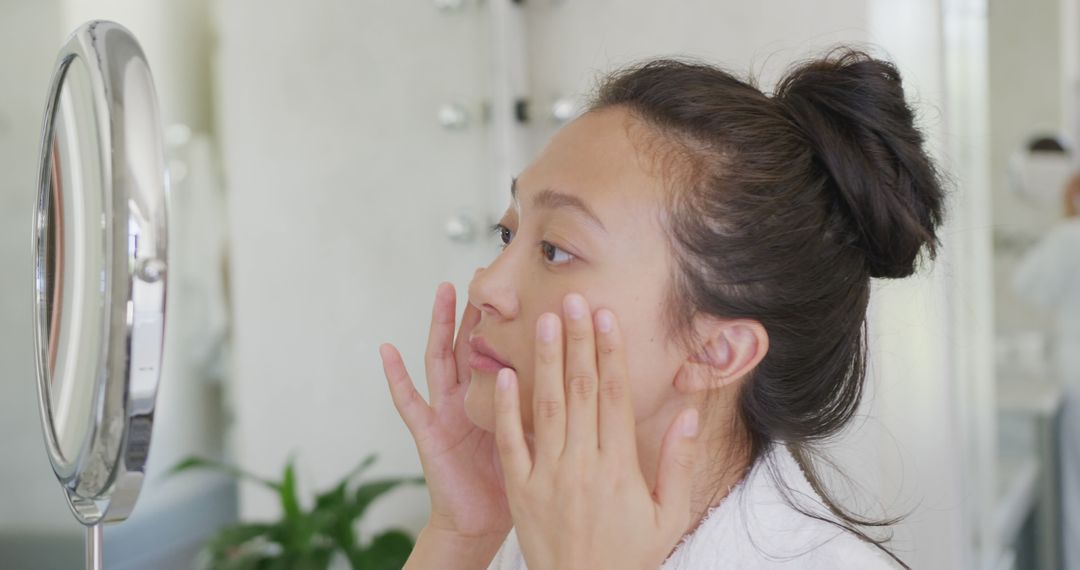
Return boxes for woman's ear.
[673,319,769,394]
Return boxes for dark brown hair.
[587,47,945,567]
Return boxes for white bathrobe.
[486,443,900,569]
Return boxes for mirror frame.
[32,20,168,526]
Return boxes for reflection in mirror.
[42,54,107,470]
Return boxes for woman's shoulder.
[659,443,903,569]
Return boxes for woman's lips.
[468,336,514,373]
[468,351,511,373]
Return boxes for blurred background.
[1,0,1077,568]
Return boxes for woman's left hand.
[492,293,705,570]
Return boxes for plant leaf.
[353,529,414,570]
[278,459,320,558]
[187,452,423,570]
[341,453,379,484]
[196,525,278,570]
[204,522,276,554]
[313,481,348,512]
[311,482,356,554]
[279,460,303,524]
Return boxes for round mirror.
[32,20,168,569]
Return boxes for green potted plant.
[168,453,425,570]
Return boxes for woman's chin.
[463,370,497,432]
[464,369,536,441]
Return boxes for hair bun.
[775,48,945,278]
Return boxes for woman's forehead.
[517,108,664,216]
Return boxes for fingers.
[493,368,532,485]
[562,293,599,454]
[653,408,701,515]
[380,343,435,438]
[453,300,482,389]
[533,312,566,463]
[424,282,458,407]
[594,309,637,459]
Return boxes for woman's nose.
[467,261,520,320]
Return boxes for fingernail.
[596,309,613,333]
[538,313,557,342]
[497,368,513,391]
[564,294,586,320]
[681,410,699,438]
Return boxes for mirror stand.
[86,525,103,570]
[32,20,169,570]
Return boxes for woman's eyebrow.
[511,177,608,233]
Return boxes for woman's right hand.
[379,282,513,542]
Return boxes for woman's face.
[464,106,691,435]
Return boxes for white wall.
[213,0,499,533]
[524,0,871,155]
[0,0,69,535]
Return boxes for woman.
[1013,175,1080,570]
[380,48,944,569]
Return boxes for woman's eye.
[490,223,513,249]
[490,223,575,265]
[541,241,575,265]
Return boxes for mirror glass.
[41,53,106,469]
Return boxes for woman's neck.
[634,398,753,546]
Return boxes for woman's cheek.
[624,336,679,420]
